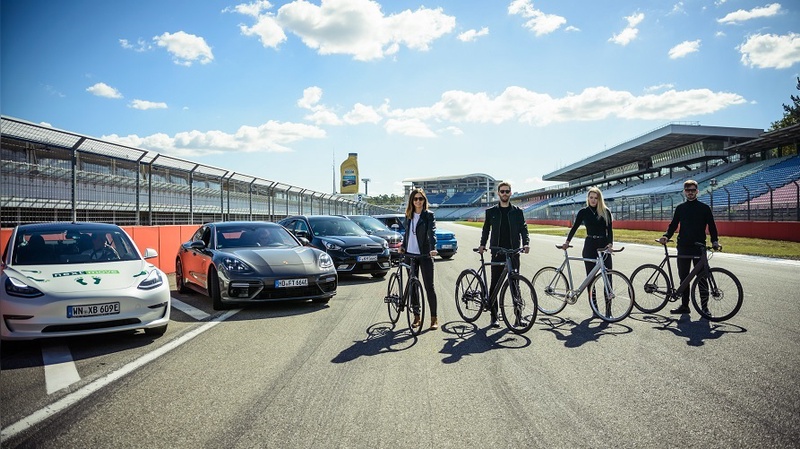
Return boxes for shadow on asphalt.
[630,312,747,346]
[536,315,633,348]
[331,321,419,363]
[438,320,531,363]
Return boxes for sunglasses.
[413,197,425,201]
[499,189,511,194]
[684,188,697,192]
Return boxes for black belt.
[587,235,607,239]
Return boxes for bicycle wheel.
[406,278,426,336]
[691,267,743,322]
[499,273,538,334]
[531,267,567,315]
[454,269,486,322]
[385,272,402,324]
[630,264,671,314]
[588,270,634,323]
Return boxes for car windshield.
[310,218,368,237]
[216,224,300,249]
[12,227,139,265]
[349,216,390,233]
[378,216,406,233]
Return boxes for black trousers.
[582,237,612,275]
[410,256,437,317]
[489,252,520,321]
[677,245,708,307]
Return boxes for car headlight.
[219,256,252,274]
[318,252,333,270]
[323,240,342,251]
[138,269,164,290]
[4,276,44,298]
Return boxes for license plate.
[275,278,309,288]
[357,255,378,262]
[440,244,453,249]
[67,302,120,318]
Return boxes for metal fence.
[0,117,396,228]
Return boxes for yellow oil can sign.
[340,153,359,194]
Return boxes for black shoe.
[490,320,501,328]
[670,305,690,314]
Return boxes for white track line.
[170,297,211,321]
[41,341,81,394]
[1,308,240,443]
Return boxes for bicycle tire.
[691,267,743,322]
[454,269,485,323]
[386,272,402,324]
[588,269,634,323]
[500,273,537,334]
[407,278,426,336]
[531,266,568,315]
[630,264,671,314]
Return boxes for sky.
[2,0,799,197]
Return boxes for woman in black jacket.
[561,186,614,274]
[401,188,439,330]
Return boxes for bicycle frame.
[473,247,522,308]
[548,247,617,303]
[652,243,710,301]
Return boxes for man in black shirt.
[479,182,530,328]
[658,179,720,315]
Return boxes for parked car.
[341,215,403,260]
[278,215,391,278]
[176,221,337,310]
[0,222,170,341]
[372,213,458,259]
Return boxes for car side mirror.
[298,236,311,246]
[190,241,206,250]
[143,248,159,259]
[295,230,310,240]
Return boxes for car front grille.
[42,318,142,333]
[344,245,384,256]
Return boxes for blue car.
[372,214,458,259]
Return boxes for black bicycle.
[454,247,537,334]
[384,253,427,336]
[630,240,743,322]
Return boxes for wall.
[2,220,799,274]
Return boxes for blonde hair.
[405,188,429,219]
[586,186,610,222]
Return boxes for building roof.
[543,123,764,182]
[404,173,496,183]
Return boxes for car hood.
[227,247,327,273]
[319,236,384,247]
[371,230,403,243]
[5,260,160,294]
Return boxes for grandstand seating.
[699,155,800,206]
[442,190,483,206]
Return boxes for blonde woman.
[401,188,439,330]
[561,186,614,276]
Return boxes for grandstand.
[403,173,499,221]
[0,116,394,227]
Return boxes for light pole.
[362,178,371,197]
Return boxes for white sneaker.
[490,320,501,328]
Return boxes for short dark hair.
[497,182,511,191]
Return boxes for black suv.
[279,215,391,278]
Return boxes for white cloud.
[644,83,675,92]
[102,120,326,157]
[508,0,567,36]
[738,33,800,69]
[458,27,489,42]
[86,82,123,99]
[670,2,686,15]
[609,12,644,46]
[298,86,324,110]
[718,3,782,24]
[119,38,151,52]
[305,109,343,125]
[129,99,168,110]
[384,118,436,137]
[669,39,701,59]
[154,31,214,66]
[344,103,382,124]
[232,0,455,61]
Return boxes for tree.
[770,76,800,130]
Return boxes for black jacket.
[480,204,529,251]
[401,210,437,254]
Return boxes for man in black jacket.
[479,182,530,328]
[658,179,720,315]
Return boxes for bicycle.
[453,247,537,334]
[531,246,634,323]
[384,253,428,336]
[629,240,743,322]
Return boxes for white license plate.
[357,255,378,262]
[275,278,309,288]
[67,302,120,318]
[440,244,453,249]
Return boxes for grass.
[456,222,800,260]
